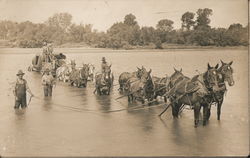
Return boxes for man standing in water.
[42,68,56,97]
[13,70,34,109]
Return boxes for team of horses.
[29,53,114,95]
[29,53,234,127]
[118,61,234,127]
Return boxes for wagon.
[28,53,67,77]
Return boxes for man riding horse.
[94,60,113,95]
[101,57,108,74]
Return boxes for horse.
[69,64,90,88]
[118,66,145,92]
[94,64,113,95]
[56,64,73,82]
[88,64,95,82]
[79,64,90,87]
[152,75,169,102]
[206,60,234,121]
[127,68,153,104]
[164,68,190,115]
[166,64,220,127]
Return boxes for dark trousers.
[14,96,27,109]
[44,85,53,97]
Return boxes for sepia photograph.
[0,0,248,157]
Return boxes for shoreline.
[0,45,247,54]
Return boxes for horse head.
[219,60,234,86]
[204,63,220,91]
[169,68,184,86]
[140,68,152,83]
[88,64,95,74]
[103,64,112,80]
[81,64,90,78]
[136,67,142,78]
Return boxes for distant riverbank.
[0,40,247,50]
[0,46,247,55]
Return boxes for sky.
[0,0,248,31]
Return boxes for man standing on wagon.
[13,70,34,109]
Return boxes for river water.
[0,48,248,156]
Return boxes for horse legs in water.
[128,94,134,103]
[207,107,211,121]
[202,104,209,126]
[97,87,101,95]
[141,97,145,104]
[171,102,181,118]
[118,83,123,92]
[69,81,74,86]
[217,97,224,120]
[194,103,201,128]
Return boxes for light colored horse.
[56,64,73,82]
[88,64,95,81]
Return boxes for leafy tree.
[139,26,156,45]
[124,13,138,26]
[0,11,248,48]
[156,19,174,32]
[181,12,195,30]
[195,8,213,29]
[226,23,248,46]
[69,24,92,42]
[191,26,214,46]
[155,19,174,44]
[46,13,72,32]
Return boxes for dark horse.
[152,68,186,103]
[95,64,114,95]
[69,64,89,88]
[127,68,154,104]
[118,66,145,92]
[205,60,234,121]
[167,64,219,127]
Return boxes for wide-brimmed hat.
[16,70,25,76]
[102,57,106,61]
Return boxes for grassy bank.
[55,42,248,50]
[0,40,247,50]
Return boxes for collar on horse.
[203,72,213,91]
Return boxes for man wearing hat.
[101,57,108,74]
[42,42,47,54]
[13,70,34,109]
[71,60,76,69]
[42,68,56,97]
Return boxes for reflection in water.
[171,119,183,145]
[128,108,157,133]
[80,88,88,105]
[95,95,111,111]
[14,109,26,119]
[42,97,53,111]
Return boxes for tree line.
[0,8,247,49]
